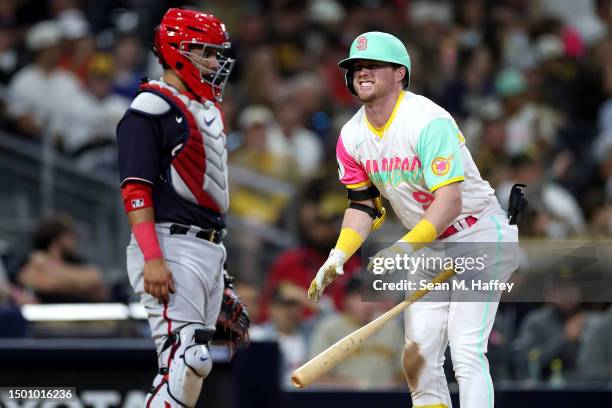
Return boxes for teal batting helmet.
[339,32,411,95]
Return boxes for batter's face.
[352,59,404,103]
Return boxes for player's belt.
[169,224,225,244]
[438,216,478,239]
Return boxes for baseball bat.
[291,268,455,388]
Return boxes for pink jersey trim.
[336,136,369,186]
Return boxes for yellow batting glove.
[308,249,347,302]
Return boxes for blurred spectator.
[234,279,262,323]
[0,23,20,87]
[0,22,21,129]
[587,202,612,237]
[57,8,95,82]
[228,105,299,281]
[268,1,310,77]
[531,27,579,114]
[495,3,537,71]
[112,34,145,99]
[438,45,495,121]
[0,258,10,304]
[229,105,298,224]
[453,0,486,49]
[495,69,561,157]
[266,92,324,179]
[407,1,454,93]
[287,72,332,139]
[0,254,37,307]
[496,155,586,238]
[61,52,128,172]
[250,283,311,389]
[6,20,80,139]
[577,305,612,381]
[309,277,404,388]
[473,102,511,186]
[242,44,283,106]
[0,258,32,337]
[512,270,601,381]
[16,215,109,303]
[260,175,361,320]
[530,0,606,46]
[596,0,612,27]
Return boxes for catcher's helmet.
[153,8,234,102]
[339,31,411,96]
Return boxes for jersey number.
[412,191,435,210]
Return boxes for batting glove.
[367,241,414,275]
[308,249,346,302]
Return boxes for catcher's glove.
[214,273,250,351]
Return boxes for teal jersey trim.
[415,118,465,191]
[476,215,503,408]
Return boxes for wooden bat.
[291,268,455,388]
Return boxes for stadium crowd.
[1,0,612,387]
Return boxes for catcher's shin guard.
[146,323,214,408]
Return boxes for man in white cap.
[6,20,80,139]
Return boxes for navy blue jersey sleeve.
[116,110,162,186]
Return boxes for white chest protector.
[138,80,229,213]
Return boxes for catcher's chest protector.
[139,80,229,213]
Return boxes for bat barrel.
[291,269,455,388]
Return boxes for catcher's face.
[185,44,220,71]
[352,59,403,103]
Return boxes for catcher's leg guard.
[146,323,215,408]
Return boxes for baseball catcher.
[116,8,248,407]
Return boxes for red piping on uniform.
[163,302,174,372]
[146,382,165,408]
[162,302,173,377]
[163,302,172,335]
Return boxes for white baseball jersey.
[337,91,496,230]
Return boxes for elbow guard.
[347,185,387,231]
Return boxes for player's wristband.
[334,227,364,260]
[133,221,163,261]
[400,219,438,251]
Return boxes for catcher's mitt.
[214,273,250,351]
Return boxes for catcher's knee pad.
[147,323,214,408]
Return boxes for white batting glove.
[367,241,414,275]
[308,249,347,302]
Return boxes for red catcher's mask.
[153,8,235,102]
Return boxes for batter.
[309,31,520,408]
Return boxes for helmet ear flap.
[345,68,357,96]
[400,65,410,89]
[152,25,164,64]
